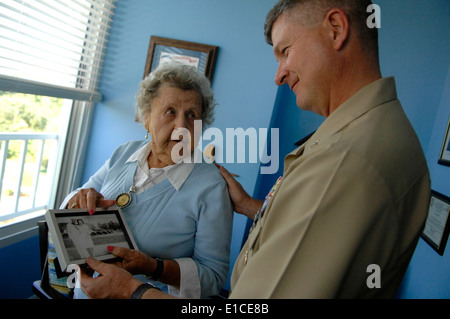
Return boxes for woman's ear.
[323,8,350,51]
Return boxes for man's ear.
[323,8,350,51]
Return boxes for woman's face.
[146,84,203,167]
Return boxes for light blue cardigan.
[79,140,233,298]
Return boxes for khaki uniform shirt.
[230,77,431,298]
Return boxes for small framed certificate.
[143,36,218,82]
[421,190,450,256]
[45,207,138,271]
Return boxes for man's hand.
[215,164,263,220]
[80,257,176,299]
[80,257,142,299]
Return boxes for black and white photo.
[45,208,138,271]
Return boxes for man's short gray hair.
[264,0,378,58]
[136,62,216,128]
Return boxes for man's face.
[271,13,333,116]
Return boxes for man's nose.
[274,64,288,86]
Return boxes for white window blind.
[0,0,116,243]
[0,0,117,102]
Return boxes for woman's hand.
[108,246,181,288]
[67,188,116,214]
[107,246,156,277]
[215,164,263,220]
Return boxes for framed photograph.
[143,36,219,82]
[45,207,138,271]
[438,116,450,166]
[421,190,450,256]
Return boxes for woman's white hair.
[135,62,216,128]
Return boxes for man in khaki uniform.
[223,0,431,298]
[79,0,430,299]
[226,77,430,298]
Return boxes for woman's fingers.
[68,188,115,214]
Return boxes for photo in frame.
[438,116,450,166]
[421,190,450,256]
[143,36,219,82]
[45,208,138,271]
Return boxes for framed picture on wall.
[421,190,450,256]
[438,116,450,166]
[143,36,219,82]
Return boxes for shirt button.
[310,140,320,148]
[244,250,248,265]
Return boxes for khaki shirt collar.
[287,77,397,160]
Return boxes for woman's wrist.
[150,258,164,281]
[143,256,158,278]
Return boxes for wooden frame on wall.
[143,36,219,82]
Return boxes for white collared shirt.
[126,142,195,192]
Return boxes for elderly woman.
[61,62,233,298]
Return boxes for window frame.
[0,0,115,246]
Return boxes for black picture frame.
[421,190,450,256]
[143,36,219,82]
[438,116,450,166]
[45,207,138,271]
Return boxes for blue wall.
[0,236,40,299]
[371,0,450,298]
[395,62,450,299]
[376,0,450,151]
